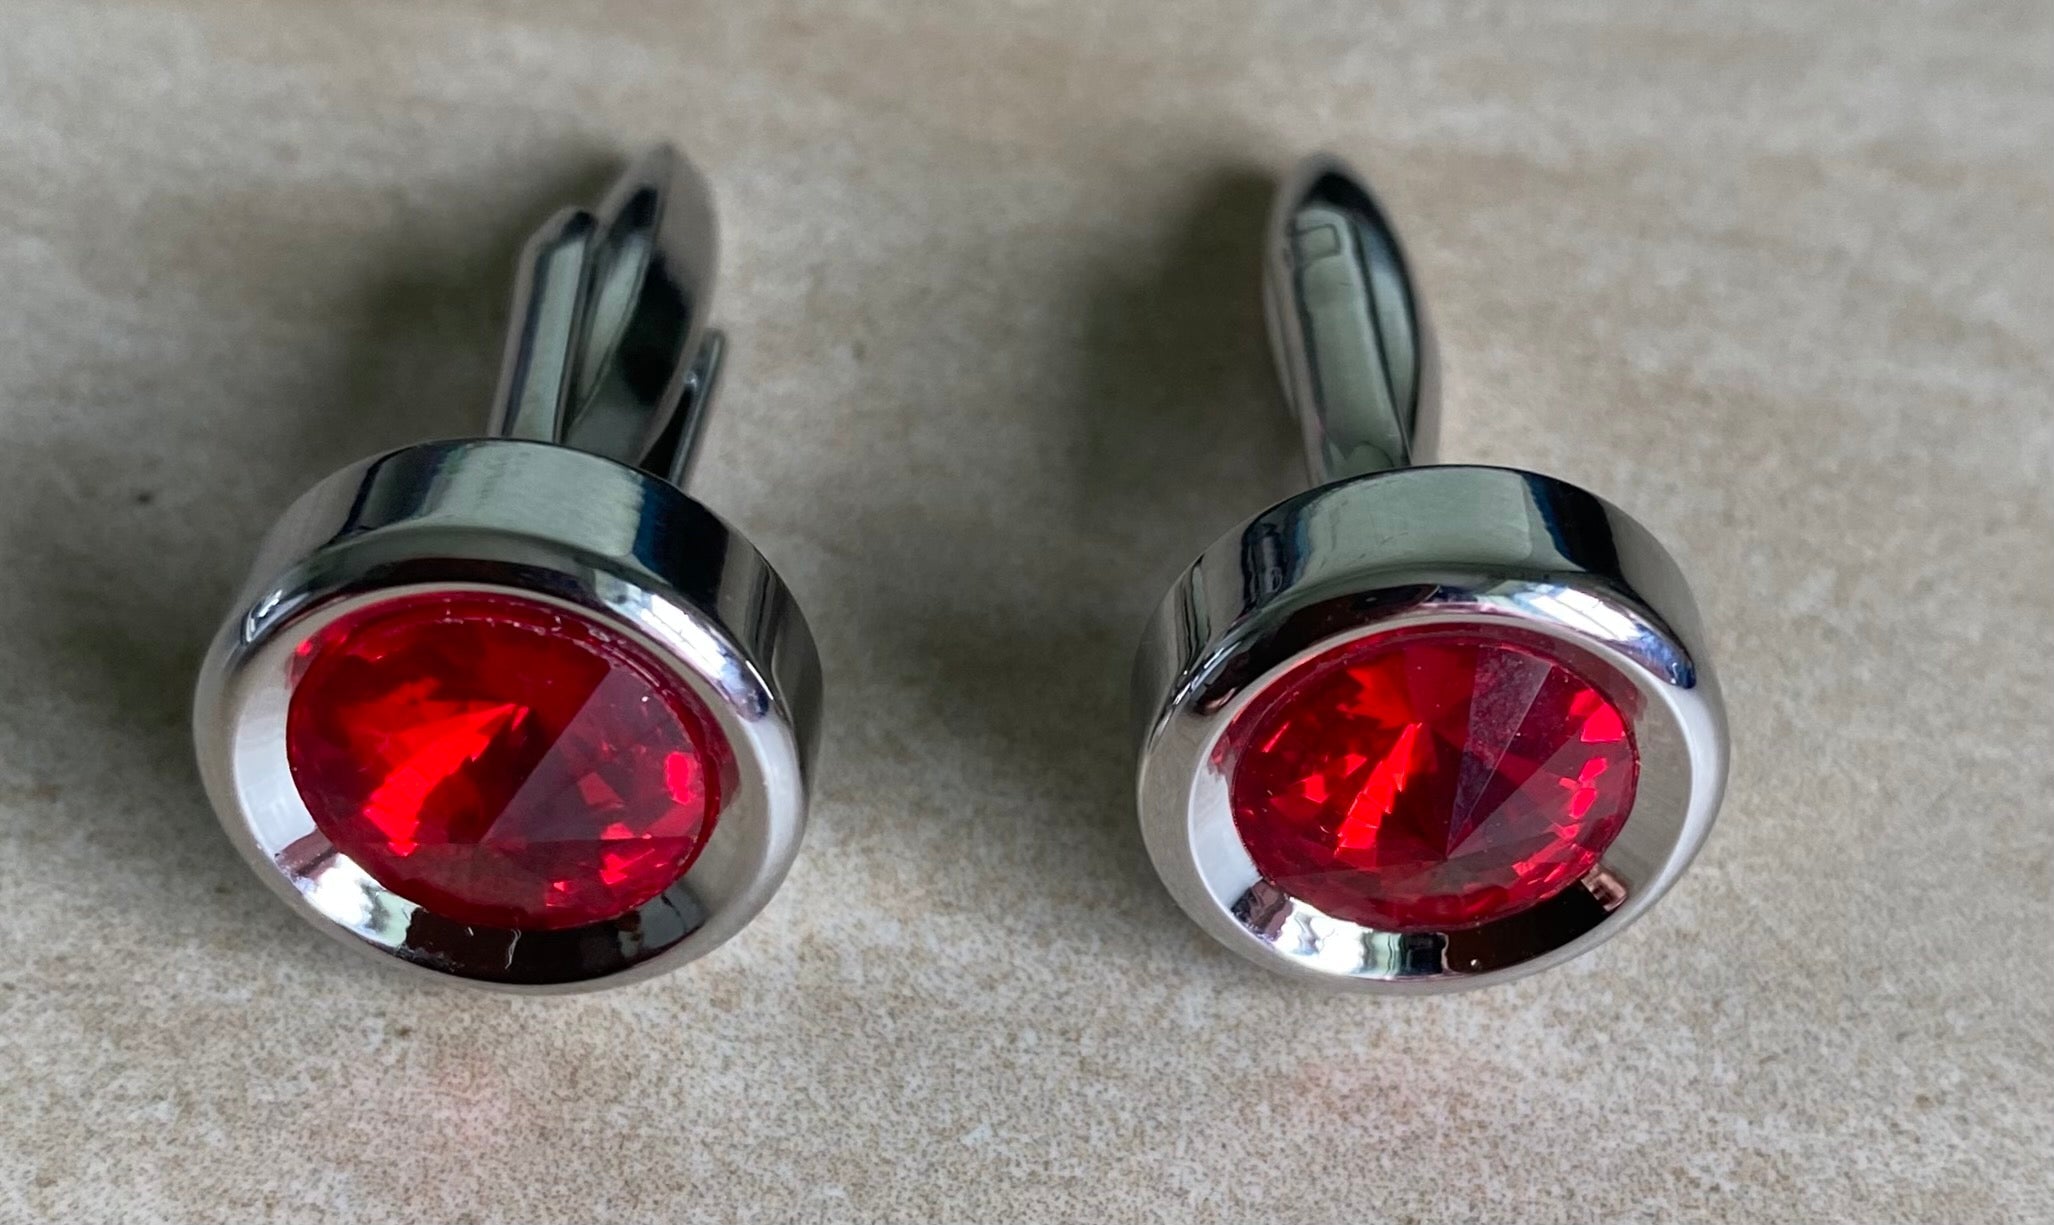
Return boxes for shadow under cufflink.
[1068,164,1304,792]
[0,142,622,940]
[861,163,1301,937]
[1069,167,1303,573]
[1051,165,1306,921]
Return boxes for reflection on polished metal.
[488,146,725,483]
[1262,154,1439,482]
[192,147,820,992]
[1133,153,1727,992]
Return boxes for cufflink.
[1132,154,1727,991]
[193,147,820,991]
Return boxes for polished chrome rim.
[1134,466,1725,991]
[193,439,819,991]
[191,148,820,991]
[1133,150,1726,990]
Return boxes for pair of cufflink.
[193,146,1727,994]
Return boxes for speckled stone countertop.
[1,2,2049,1221]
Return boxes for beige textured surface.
[2,2,2051,1221]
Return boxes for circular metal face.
[1132,465,1726,992]
[193,439,820,992]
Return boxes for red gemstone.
[285,592,729,931]
[1224,628,1637,931]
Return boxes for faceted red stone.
[285,592,728,931]
[1224,628,1637,931]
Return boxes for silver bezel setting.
[193,438,819,991]
[1134,465,1726,992]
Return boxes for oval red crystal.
[1224,628,1638,931]
[285,592,729,931]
